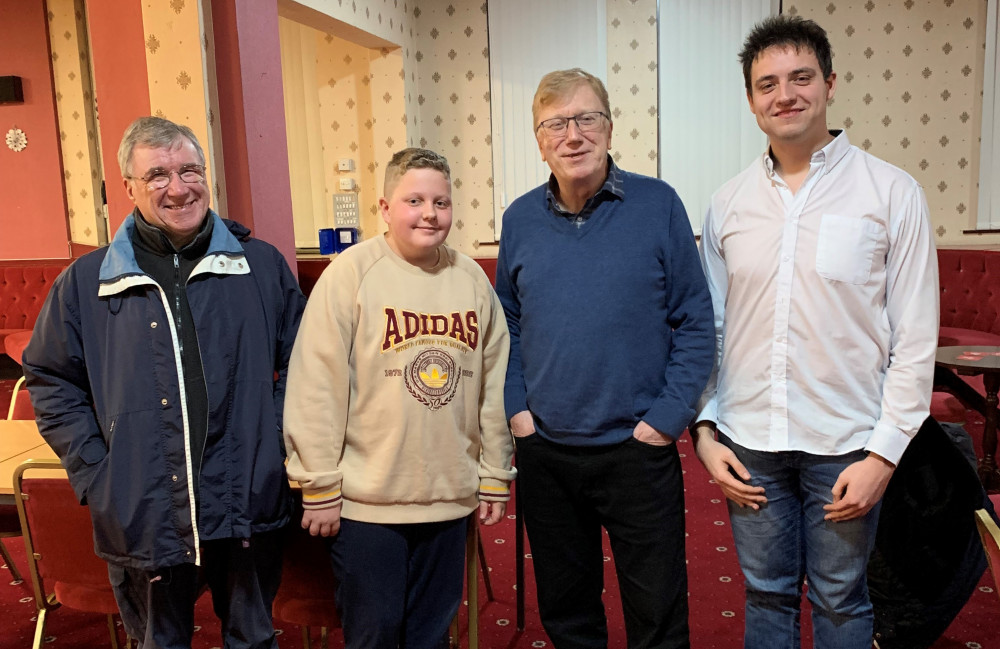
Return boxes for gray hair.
[118,116,205,177]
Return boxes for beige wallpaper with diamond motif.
[790,0,997,247]
[58,0,996,255]
[140,0,216,207]
[48,0,103,246]
[409,1,494,252]
[607,0,659,176]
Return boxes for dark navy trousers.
[328,516,467,649]
[107,529,284,649]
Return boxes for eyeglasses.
[127,164,206,190]
[535,111,608,136]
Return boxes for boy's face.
[380,167,453,267]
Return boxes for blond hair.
[383,148,451,198]
[532,68,611,127]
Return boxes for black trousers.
[107,529,284,649]
[517,434,690,649]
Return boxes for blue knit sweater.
[495,170,715,446]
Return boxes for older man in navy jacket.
[23,116,305,649]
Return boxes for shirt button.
[161,398,168,406]
[150,322,158,328]
[238,262,244,269]
[172,474,178,482]
[217,260,224,267]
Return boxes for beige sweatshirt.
[283,235,515,524]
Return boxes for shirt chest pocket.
[815,214,883,285]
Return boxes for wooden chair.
[0,500,24,584]
[6,375,33,420]
[975,494,1000,603]
[449,517,496,649]
[271,513,493,649]
[271,520,342,649]
[14,459,128,649]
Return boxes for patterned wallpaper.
[606,0,659,177]
[46,0,999,254]
[140,0,217,209]
[47,0,103,246]
[409,1,494,252]
[790,0,997,247]
[317,0,661,254]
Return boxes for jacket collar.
[98,210,249,296]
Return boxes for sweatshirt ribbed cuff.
[478,479,511,502]
[301,487,342,510]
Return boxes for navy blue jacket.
[23,212,306,571]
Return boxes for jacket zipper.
[154,277,202,566]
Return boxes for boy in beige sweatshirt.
[283,148,515,648]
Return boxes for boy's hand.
[302,503,343,537]
[823,453,895,522]
[691,423,766,509]
[479,501,507,526]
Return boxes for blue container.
[318,228,336,255]
[334,227,359,253]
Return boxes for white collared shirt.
[696,131,939,465]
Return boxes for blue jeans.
[720,435,881,649]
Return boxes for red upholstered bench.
[934,249,1000,422]
[0,262,69,362]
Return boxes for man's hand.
[479,501,507,526]
[823,453,895,522]
[691,423,766,509]
[632,420,673,446]
[301,503,343,537]
[510,410,536,438]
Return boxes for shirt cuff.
[864,420,914,466]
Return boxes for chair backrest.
[974,508,1000,603]
[8,378,34,420]
[271,520,341,629]
[14,459,118,615]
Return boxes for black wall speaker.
[0,76,25,104]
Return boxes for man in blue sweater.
[494,68,714,649]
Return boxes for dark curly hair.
[739,15,833,94]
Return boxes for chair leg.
[301,626,311,649]
[477,535,494,602]
[515,482,525,632]
[0,538,24,584]
[320,626,329,649]
[106,614,120,649]
[32,607,48,649]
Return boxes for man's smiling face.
[124,138,209,248]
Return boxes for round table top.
[936,345,1000,373]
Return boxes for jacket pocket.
[815,214,881,285]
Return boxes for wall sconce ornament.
[5,127,27,153]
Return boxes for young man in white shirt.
[692,15,939,649]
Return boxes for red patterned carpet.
[1,376,998,648]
